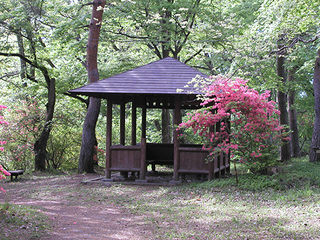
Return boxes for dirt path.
[0,174,153,240]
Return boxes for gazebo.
[69,57,230,182]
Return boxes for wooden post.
[140,137,147,180]
[120,103,125,145]
[105,100,112,178]
[208,115,215,180]
[132,102,137,145]
[141,105,146,139]
[226,118,231,173]
[173,96,181,181]
[139,105,147,180]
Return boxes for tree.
[310,49,320,162]
[78,0,106,173]
[288,67,300,157]
[0,54,56,171]
[228,0,320,160]
[102,0,236,142]
[0,0,89,171]
[276,38,290,161]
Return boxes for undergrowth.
[0,203,50,239]
[189,157,320,192]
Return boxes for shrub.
[179,76,288,173]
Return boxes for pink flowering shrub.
[179,76,288,173]
[0,165,10,193]
[0,105,10,193]
[0,99,44,170]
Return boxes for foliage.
[46,110,82,170]
[0,99,44,171]
[193,157,320,191]
[0,165,10,193]
[0,104,10,193]
[179,76,288,173]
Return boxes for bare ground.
[0,173,154,240]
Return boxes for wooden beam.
[105,100,113,178]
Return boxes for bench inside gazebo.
[69,57,230,183]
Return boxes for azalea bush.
[0,99,44,171]
[0,105,10,193]
[179,76,288,173]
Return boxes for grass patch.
[100,157,320,239]
[0,203,51,240]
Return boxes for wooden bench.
[146,143,204,172]
[146,143,174,172]
[8,170,24,181]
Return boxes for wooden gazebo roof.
[69,57,208,108]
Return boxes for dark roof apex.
[69,57,208,97]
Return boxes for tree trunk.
[162,109,171,143]
[78,0,106,173]
[34,78,56,171]
[16,31,27,81]
[26,25,36,80]
[79,98,101,172]
[277,50,290,161]
[310,50,320,162]
[288,68,300,158]
[160,2,172,143]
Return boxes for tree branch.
[113,30,149,39]
[184,45,206,64]
[79,2,94,11]
[63,92,89,107]
[270,35,320,56]
[0,52,38,68]
[0,51,51,86]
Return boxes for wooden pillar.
[132,102,137,145]
[141,105,146,139]
[215,120,221,178]
[226,118,231,173]
[208,117,215,180]
[140,105,147,180]
[173,96,181,181]
[105,99,112,178]
[120,103,125,145]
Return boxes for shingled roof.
[68,57,208,98]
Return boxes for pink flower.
[0,187,6,193]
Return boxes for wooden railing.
[106,143,230,181]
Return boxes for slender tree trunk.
[78,0,106,173]
[34,78,56,171]
[162,109,171,143]
[310,50,320,162]
[277,47,290,161]
[26,24,36,79]
[161,2,172,143]
[16,31,27,81]
[288,68,300,158]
